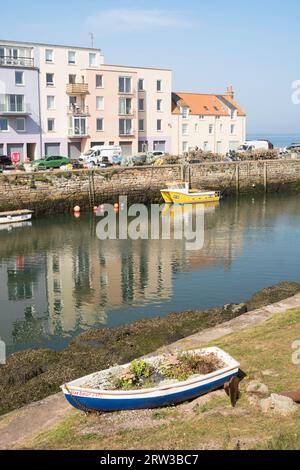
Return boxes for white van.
[238,140,274,152]
[79,146,122,165]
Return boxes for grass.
[19,308,300,450]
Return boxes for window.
[47,119,55,132]
[138,79,144,91]
[73,117,87,136]
[138,99,144,112]
[203,141,209,151]
[156,80,162,92]
[157,119,162,131]
[0,118,8,131]
[96,96,104,111]
[96,118,104,132]
[209,124,214,134]
[15,71,24,85]
[2,94,24,112]
[199,115,204,119]
[139,119,144,132]
[96,74,103,88]
[89,53,96,67]
[119,97,132,115]
[69,74,76,84]
[182,107,189,118]
[231,124,235,134]
[16,118,25,132]
[45,49,53,63]
[119,119,132,135]
[119,77,132,93]
[47,96,55,110]
[182,141,188,153]
[68,51,76,65]
[182,123,189,135]
[157,99,162,112]
[46,73,54,86]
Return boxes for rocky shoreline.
[1,281,300,416]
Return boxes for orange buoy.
[114,203,119,210]
[74,205,81,213]
[93,206,98,212]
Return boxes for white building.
[171,87,246,156]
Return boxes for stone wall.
[0,160,300,214]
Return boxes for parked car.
[31,156,70,169]
[79,145,122,166]
[0,155,12,168]
[285,143,300,152]
[131,154,147,165]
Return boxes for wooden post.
[236,163,239,193]
[264,162,267,192]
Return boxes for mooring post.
[264,162,267,192]
[236,163,240,193]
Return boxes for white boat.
[61,347,240,412]
[0,210,33,225]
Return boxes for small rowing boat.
[0,210,33,225]
[161,181,221,204]
[61,347,240,412]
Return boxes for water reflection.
[1,194,300,354]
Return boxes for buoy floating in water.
[114,203,119,210]
[74,206,81,213]
[93,206,98,213]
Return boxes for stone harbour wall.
[0,160,300,214]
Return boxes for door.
[216,141,222,154]
[68,142,81,160]
[7,144,24,162]
[119,141,132,157]
[26,143,36,161]
[45,143,60,157]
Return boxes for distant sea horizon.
[247,133,300,148]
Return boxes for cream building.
[171,87,246,156]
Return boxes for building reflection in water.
[2,194,291,352]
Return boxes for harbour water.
[247,133,300,148]
[1,193,300,356]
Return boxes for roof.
[0,39,101,52]
[172,92,246,117]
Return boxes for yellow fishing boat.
[161,182,221,204]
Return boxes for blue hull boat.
[61,347,240,412]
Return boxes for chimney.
[225,85,234,99]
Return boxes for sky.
[1,0,300,133]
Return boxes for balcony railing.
[0,103,31,115]
[118,89,136,96]
[66,83,89,95]
[119,129,135,137]
[68,128,89,138]
[118,109,136,117]
[0,56,34,67]
[67,105,90,116]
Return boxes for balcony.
[67,105,90,116]
[68,128,89,138]
[119,129,136,137]
[0,56,34,68]
[0,103,31,116]
[118,89,136,96]
[66,83,89,95]
[118,109,136,117]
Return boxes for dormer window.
[181,107,189,118]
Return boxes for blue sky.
[1,0,300,133]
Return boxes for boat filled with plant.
[61,347,240,412]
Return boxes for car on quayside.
[31,155,70,169]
